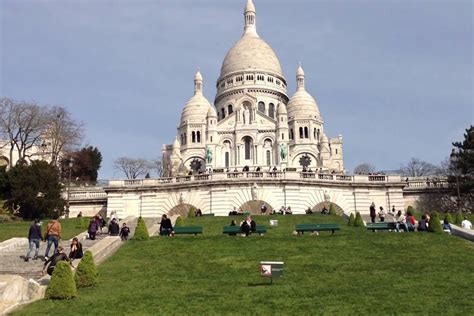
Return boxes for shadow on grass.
[248,281,274,287]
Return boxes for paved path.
[0,216,160,281]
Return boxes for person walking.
[44,215,61,261]
[25,219,42,262]
[369,202,376,223]
[159,214,174,236]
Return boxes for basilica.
[162,0,344,176]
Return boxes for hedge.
[46,261,77,300]
[134,217,149,240]
[74,251,98,288]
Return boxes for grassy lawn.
[14,214,474,315]
[0,218,89,242]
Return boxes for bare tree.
[401,158,438,177]
[353,163,376,175]
[114,157,151,179]
[150,158,163,177]
[0,98,47,167]
[43,106,83,166]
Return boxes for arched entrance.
[311,202,344,215]
[169,203,200,218]
[239,200,274,215]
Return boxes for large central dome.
[219,0,283,79]
[220,34,283,78]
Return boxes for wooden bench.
[223,225,267,236]
[295,223,340,235]
[366,222,395,232]
[173,226,203,236]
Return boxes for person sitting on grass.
[406,211,416,231]
[306,207,313,215]
[68,237,83,260]
[442,218,452,234]
[195,208,203,216]
[321,206,329,214]
[461,216,472,230]
[43,246,69,276]
[159,214,174,236]
[285,206,293,215]
[417,215,429,231]
[108,218,120,236]
[120,223,130,241]
[395,211,408,232]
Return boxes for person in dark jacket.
[108,218,120,236]
[119,223,130,241]
[159,214,174,236]
[68,237,83,260]
[369,202,376,223]
[25,219,42,262]
[88,218,99,240]
[42,246,69,276]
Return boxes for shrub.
[348,213,355,226]
[428,212,442,233]
[175,216,183,227]
[188,206,196,218]
[329,204,336,216]
[444,213,453,224]
[46,261,77,300]
[407,205,415,214]
[354,212,364,227]
[75,217,85,229]
[133,217,149,241]
[455,211,464,225]
[74,251,98,288]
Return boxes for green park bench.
[366,222,400,232]
[295,223,340,235]
[223,225,267,236]
[173,226,203,236]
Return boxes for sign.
[260,261,284,280]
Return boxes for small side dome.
[173,137,180,148]
[180,71,212,124]
[277,102,287,115]
[320,133,329,143]
[207,106,217,118]
[287,64,321,120]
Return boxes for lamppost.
[66,157,74,218]
[450,148,461,212]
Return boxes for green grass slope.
[14,214,474,315]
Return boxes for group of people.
[368,202,474,233]
[25,210,132,276]
[227,216,257,237]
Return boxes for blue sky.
[1,0,472,179]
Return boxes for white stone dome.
[287,64,321,120]
[207,105,217,118]
[220,34,283,78]
[287,90,321,119]
[180,94,212,124]
[180,71,212,124]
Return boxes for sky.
[1,0,472,179]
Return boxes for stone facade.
[162,0,344,176]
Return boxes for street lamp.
[450,149,461,212]
[66,157,74,218]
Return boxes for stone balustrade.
[107,172,408,187]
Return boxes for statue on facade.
[206,147,213,164]
[324,190,330,202]
[243,107,250,124]
[279,143,287,160]
[251,183,258,200]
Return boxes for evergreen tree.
[6,161,64,219]
[354,212,364,227]
[74,251,98,288]
[428,211,442,233]
[348,213,355,226]
[444,213,453,224]
[46,261,77,299]
[133,217,149,240]
[449,125,474,212]
[329,203,336,215]
[455,211,464,225]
